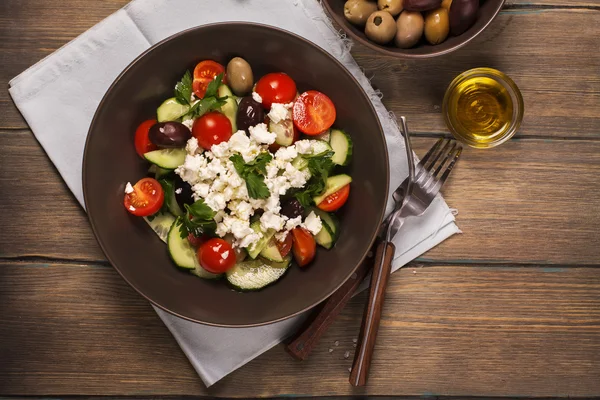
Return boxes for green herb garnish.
[294,151,335,207]
[230,152,273,199]
[174,70,193,105]
[179,199,217,238]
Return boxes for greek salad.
[123,57,353,291]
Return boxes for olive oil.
[443,68,524,148]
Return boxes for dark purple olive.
[281,198,304,219]
[449,0,479,36]
[148,121,191,148]
[236,96,265,132]
[404,0,442,11]
[173,175,194,209]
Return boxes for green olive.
[365,10,397,44]
[424,7,449,45]
[378,0,404,17]
[344,0,378,26]
[394,11,424,49]
[226,57,254,96]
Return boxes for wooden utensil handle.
[285,256,373,360]
[350,241,395,386]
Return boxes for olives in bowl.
[324,0,504,58]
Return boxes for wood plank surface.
[1,261,599,397]
[2,130,599,265]
[1,3,598,140]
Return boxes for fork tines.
[418,138,462,185]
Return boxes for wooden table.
[1,0,599,398]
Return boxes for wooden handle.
[285,255,373,360]
[349,241,395,386]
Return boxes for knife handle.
[285,255,373,360]
[350,240,395,386]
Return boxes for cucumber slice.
[218,85,238,132]
[313,174,352,205]
[157,97,191,122]
[311,208,340,249]
[144,148,187,169]
[259,239,284,262]
[144,212,176,243]
[304,140,333,158]
[269,119,295,147]
[148,164,172,179]
[226,256,291,291]
[247,220,275,259]
[314,225,335,249]
[291,156,309,171]
[167,218,220,278]
[330,129,353,166]
[314,129,331,142]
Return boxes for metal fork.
[350,122,462,387]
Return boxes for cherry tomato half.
[193,60,226,98]
[317,184,350,212]
[291,228,316,267]
[134,119,158,157]
[192,111,232,149]
[123,178,164,217]
[275,233,293,258]
[255,72,297,109]
[197,238,236,274]
[293,90,336,135]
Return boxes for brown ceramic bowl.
[83,23,389,327]
[323,0,505,58]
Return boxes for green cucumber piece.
[218,85,237,132]
[314,129,331,142]
[148,164,172,179]
[247,220,275,259]
[313,174,353,205]
[291,156,309,171]
[157,97,191,122]
[330,129,353,166]
[269,119,295,147]
[226,256,291,291]
[314,225,334,249]
[311,208,340,249]
[259,239,284,262]
[304,140,333,158]
[144,212,176,243]
[167,218,220,278]
[144,148,187,170]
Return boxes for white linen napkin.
[9,0,460,387]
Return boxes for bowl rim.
[322,0,506,59]
[82,22,390,327]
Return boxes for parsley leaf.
[293,152,335,207]
[187,96,227,119]
[229,153,273,200]
[158,178,175,214]
[174,70,193,105]
[178,199,217,238]
[204,73,224,98]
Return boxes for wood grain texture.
[2,130,599,265]
[1,262,599,397]
[1,4,598,140]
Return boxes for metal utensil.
[350,123,462,387]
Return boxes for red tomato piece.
[192,111,232,149]
[197,238,236,274]
[275,233,293,258]
[255,72,297,109]
[293,90,336,135]
[134,119,158,157]
[291,228,316,267]
[317,184,350,212]
[193,60,226,98]
[123,178,164,217]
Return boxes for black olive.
[148,121,191,148]
[173,175,194,209]
[280,198,304,219]
[236,96,265,132]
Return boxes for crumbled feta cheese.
[124,182,134,194]
[268,103,292,124]
[192,183,210,198]
[266,161,279,179]
[303,211,323,235]
[274,230,289,242]
[230,200,254,220]
[294,139,313,154]
[128,205,136,212]
[275,146,298,161]
[260,211,287,232]
[214,210,226,223]
[205,192,227,212]
[211,141,231,158]
[221,250,230,260]
[283,163,309,188]
[229,217,255,239]
[252,91,263,103]
[237,232,262,248]
[175,188,182,194]
[248,123,276,145]
[229,130,251,153]
[285,216,303,231]
[182,119,194,131]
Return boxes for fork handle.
[285,256,373,360]
[350,240,396,386]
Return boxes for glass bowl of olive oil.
[443,68,524,149]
